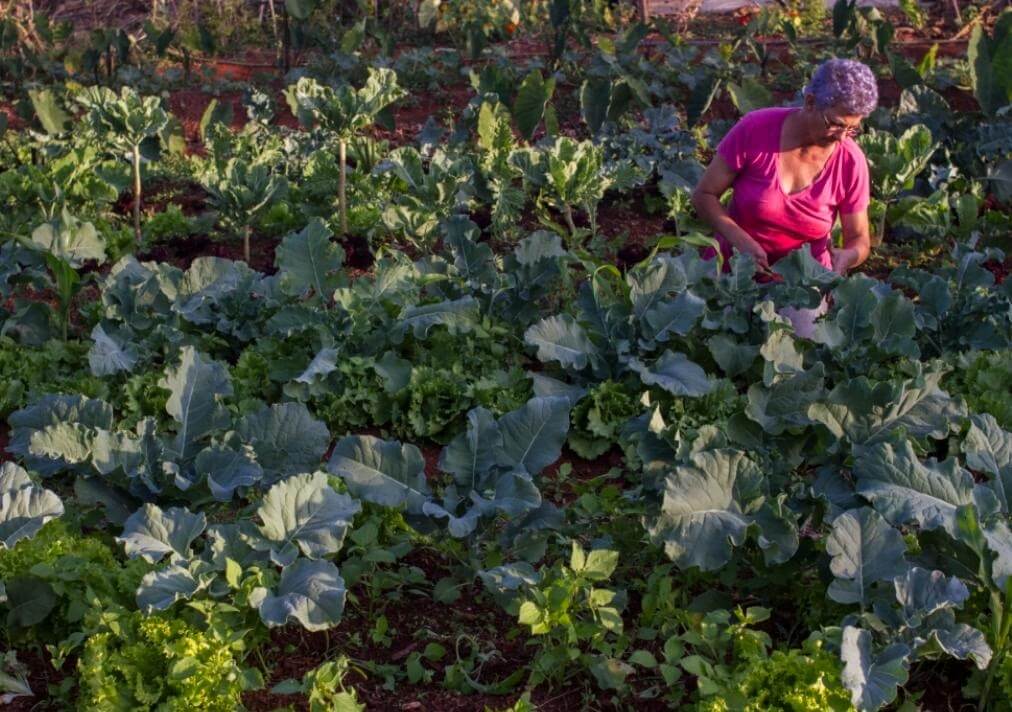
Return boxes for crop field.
[0,0,1011,709]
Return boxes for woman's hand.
[830,246,859,275]
[835,211,872,275]
[730,234,772,272]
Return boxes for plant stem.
[243,225,251,264]
[979,590,1012,711]
[562,204,577,242]
[339,138,348,235]
[132,144,142,244]
[875,201,888,248]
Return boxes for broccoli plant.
[75,86,169,244]
[284,68,405,235]
[201,158,288,264]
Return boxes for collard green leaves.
[0,463,64,549]
[251,559,348,631]
[646,449,759,571]
[256,472,361,566]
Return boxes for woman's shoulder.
[837,137,870,169]
[736,106,793,129]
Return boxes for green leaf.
[893,567,969,622]
[194,444,263,501]
[840,626,909,711]
[88,323,138,376]
[30,210,106,268]
[826,508,907,606]
[525,315,600,372]
[629,650,658,668]
[707,335,759,378]
[0,463,64,549]
[28,88,70,135]
[237,403,330,484]
[726,78,773,115]
[275,218,344,300]
[642,291,706,343]
[807,373,962,447]
[327,435,430,514]
[513,70,556,142]
[251,559,347,631]
[285,0,319,20]
[494,396,571,475]
[117,503,207,564]
[136,564,203,612]
[581,549,619,581]
[580,78,612,134]
[854,440,976,536]
[256,472,361,566]
[588,656,634,690]
[159,347,232,462]
[964,414,1012,479]
[647,449,758,571]
[5,577,57,628]
[629,351,712,397]
[399,296,479,338]
[439,407,502,488]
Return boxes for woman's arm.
[831,210,872,275]
[691,154,772,272]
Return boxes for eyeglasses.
[821,111,862,138]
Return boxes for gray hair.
[804,59,878,116]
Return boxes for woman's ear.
[803,93,815,110]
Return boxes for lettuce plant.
[77,607,259,711]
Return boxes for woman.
[692,58,876,289]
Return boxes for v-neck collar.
[776,108,841,198]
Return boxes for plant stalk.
[562,204,577,242]
[339,138,348,235]
[979,590,1012,711]
[132,144,142,243]
[243,224,252,264]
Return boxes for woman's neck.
[782,108,834,152]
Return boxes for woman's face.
[807,98,864,145]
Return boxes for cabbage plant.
[76,86,169,244]
[284,68,405,235]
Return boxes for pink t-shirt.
[712,107,870,268]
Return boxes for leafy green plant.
[201,157,288,263]
[0,336,104,417]
[0,651,32,706]
[270,657,364,711]
[75,86,169,243]
[968,11,1012,117]
[0,518,149,645]
[698,636,853,711]
[376,146,475,248]
[568,379,640,458]
[284,69,406,235]
[858,124,938,242]
[945,350,1012,429]
[510,137,612,244]
[22,209,107,340]
[328,396,570,546]
[77,606,260,711]
[517,541,629,689]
